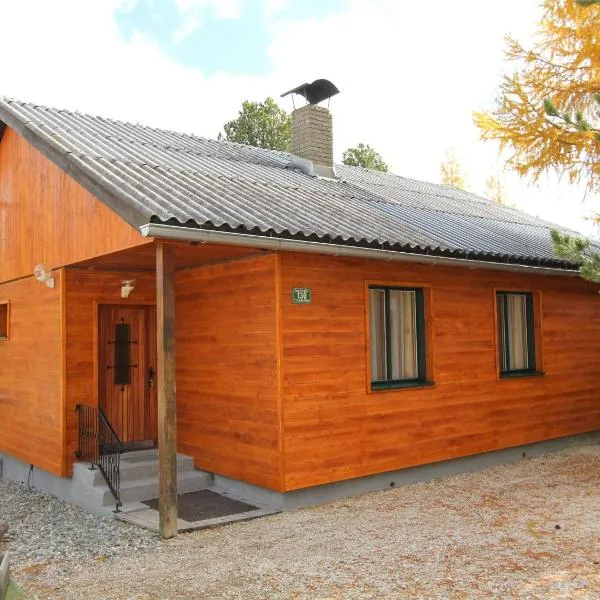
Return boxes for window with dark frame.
[496,291,537,376]
[0,302,8,340]
[369,286,427,389]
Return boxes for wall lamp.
[33,264,55,289]
[121,279,136,298]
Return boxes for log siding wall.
[279,252,600,491]
[175,254,282,491]
[0,274,64,475]
[0,128,146,283]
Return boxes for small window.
[113,323,132,385]
[0,302,8,340]
[497,291,536,376]
[369,286,427,389]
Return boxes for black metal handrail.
[76,404,123,511]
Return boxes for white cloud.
[0,0,597,234]
[175,0,243,20]
[172,0,244,43]
[263,0,289,19]
[172,16,203,44]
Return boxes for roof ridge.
[3,97,296,157]
[0,98,567,227]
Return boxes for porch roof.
[0,98,590,271]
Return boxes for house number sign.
[292,287,312,304]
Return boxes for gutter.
[140,223,579,278]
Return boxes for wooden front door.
[98,305,158,447]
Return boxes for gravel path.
[3,446,600,599]
[0,480,157,565]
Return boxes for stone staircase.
[71,449,213,516]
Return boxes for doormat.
[118,489,278,533]
[142,489,257,522]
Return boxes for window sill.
[371,380,435,391]
[499,371,545,380]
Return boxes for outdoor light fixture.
[121,279,136,298]
[33,264,55,289]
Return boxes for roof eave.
[140,223,580,278]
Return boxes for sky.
[1,0,598,234]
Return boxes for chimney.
[281,79,340,179]
[291,104,333,171]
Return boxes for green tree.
[551,229,600,281]
[342,143,389,172]
[220,98,291,151]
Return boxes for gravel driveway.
[2,445,600,599]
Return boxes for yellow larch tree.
[485,175,507,205]
[474,0,600,192]
[440,150,466,189]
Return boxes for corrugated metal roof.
[0,98,586,268]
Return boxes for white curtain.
[507,294,529,370]
[370,289,419,381]
[499,293,530,371]
[389,290,418,379]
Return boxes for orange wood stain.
[0,128,146,283]
[63,270,157,473]
[98,305,157,445]
[279,252,600,490]
[2,119,599,493]
[175,254,282,491]
[0,274,64,475]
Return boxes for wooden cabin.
[0,98,599,533]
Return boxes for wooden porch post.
[156,241,178,539]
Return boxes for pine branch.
[551,229,600,282]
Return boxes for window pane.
[506,294,529,370]
[369,290,387,381]
[498,296,508,371]
[498,292,534,373]
[0,304,7,339]
[114,323,131,385]
[389,290,418,380]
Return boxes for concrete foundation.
[2,431,600,518]
[0,453,117,517]
[212,431,600,511]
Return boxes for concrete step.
[73,452,195,485]
[120,449,159,461]
[82,455,196,487]
[72,450,214,512]
[120,456,197,483]
[97,470,213,506]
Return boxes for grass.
[5,582,26,600]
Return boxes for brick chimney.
[291,104,334,175]
[282,79,339,179]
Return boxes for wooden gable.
[0,127,147,283]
